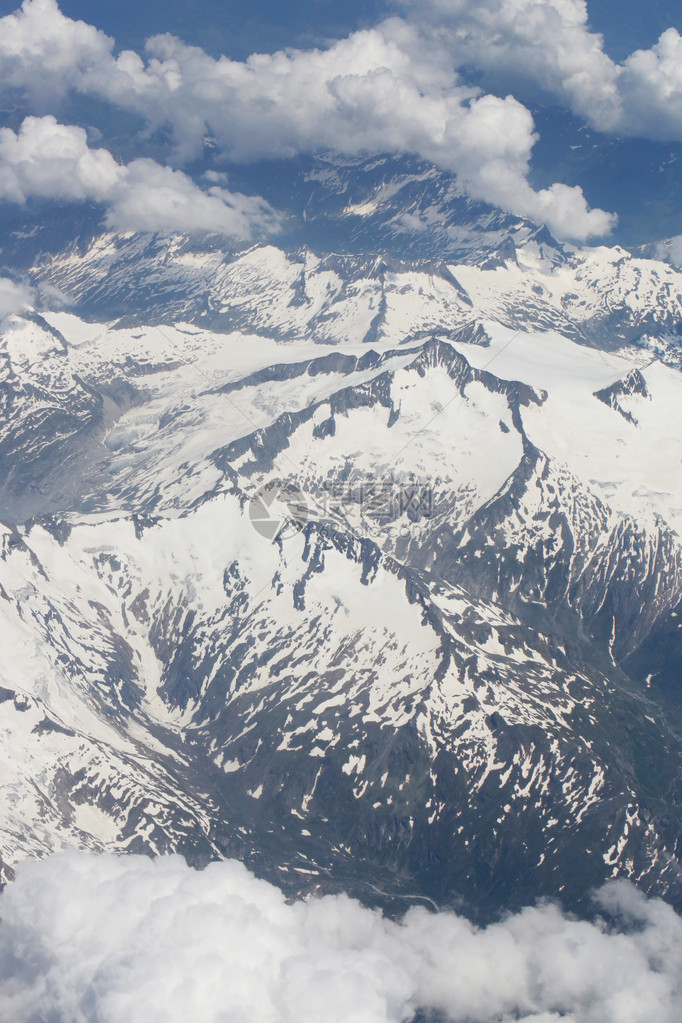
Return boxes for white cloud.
[0,116,281,239]
[0,850,681,1023]
[109,22,616,240]
[0,0,113,104]
[619,29,682,141]
[656,235,682,269]
[0,277,33,319]
[395,0,622,133]
[0,115,124,203]
[104,159,282,237]
[0,1,615,241]
[395,0,682,142]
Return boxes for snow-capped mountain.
[1,160,682,919]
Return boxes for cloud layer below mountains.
[0,0,616,241]
[0,850,681,1023]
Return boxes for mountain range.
[1,153,681,922]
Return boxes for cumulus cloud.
[0,116,281,238]
[0,0,112,105]
[0,0,679,242]
[0,115,124,203]
[0,0,614,241]
[137,25,614,239]
[0,850,681,1023]
[395,0,682,142]
[394,0,622,133]
[619,29,682,141]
